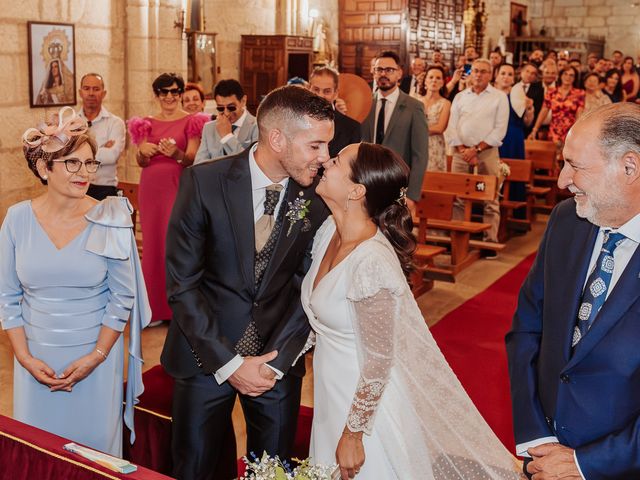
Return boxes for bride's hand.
[336,428,365,479]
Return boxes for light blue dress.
[0,197,151,456]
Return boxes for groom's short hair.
[256,85,334,139]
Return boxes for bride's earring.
[344,196,350,212]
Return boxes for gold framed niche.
[187,31,218,98]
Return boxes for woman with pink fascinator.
[0,107,151,456]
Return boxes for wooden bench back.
[117,181,139,211]
[422,171,498,201]
[525,140,557,172]
[501,159,533,183]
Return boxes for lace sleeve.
[346,288,397,435]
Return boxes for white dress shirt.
[445,84,509,148]
[516,213,640,478]
[511,81,528,117]
[77,107,125,187]
[219,108,248,145]
[214,144,289,384]
[373,87,400,142]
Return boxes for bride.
[300,142,523,479]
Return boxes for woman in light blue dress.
[0,107,150,456]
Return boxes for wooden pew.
[417,172,504,279]
[498,159,550,241]
[411,192,449,295]
[524,139,559,214]
[117,181,142,256]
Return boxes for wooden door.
[411,0,464,68]
[339,0,408,81]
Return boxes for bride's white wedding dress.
[300,217,522,479]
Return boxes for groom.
[162,85,334,480]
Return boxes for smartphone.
[464,63,473,76]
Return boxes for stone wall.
[0,0,187,219]
[528,0,640,57]
[203,0,339,87]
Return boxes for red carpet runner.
[430,253,536,455]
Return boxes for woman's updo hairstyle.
[349,142,416,277]
[22,107,97,185]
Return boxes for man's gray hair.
[586,103,640,162]
[472,58,492,70]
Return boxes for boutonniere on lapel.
[285,191,312,236]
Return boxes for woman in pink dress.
[621,56,639,103]
[128,73,205,323]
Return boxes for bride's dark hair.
[349,142,416,277]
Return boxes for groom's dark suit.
[507,199,640,478]
[161,148,328,479]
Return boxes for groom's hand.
[228,350,278,396]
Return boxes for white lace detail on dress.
[346,291,395,434]
[292,331,316,367]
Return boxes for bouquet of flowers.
[240,452,337,480]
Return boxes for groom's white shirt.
[214,144,289,384]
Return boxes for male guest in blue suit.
[507,103,640,479]
[194,79,259,164]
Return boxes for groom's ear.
[268,128,285,153]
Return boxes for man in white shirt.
[507,103,640,479]
[77,73,125,200]
[194,79,258,164]
[445,58,509,254]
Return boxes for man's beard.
[377,80,395,92]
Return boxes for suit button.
[253,302,259,307]
[560,374,570,383]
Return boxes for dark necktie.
[231,124,238,133]
[255,184,283,252]
[375,98,387,145]
[572,231,626,347]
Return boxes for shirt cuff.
[214,354,244,384]
[219,133,234,144]
[574,451,586,480]
[516,436,559,458]
[264,363,284,380]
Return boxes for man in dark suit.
[162,85,334,480]
[362,50,428,210]
[514,63,543,138]
[399,57,426,96]
[507,103,640,479]
[308,66,361,157]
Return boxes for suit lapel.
[384,92,407,141]
[568,241,640,366]
[257,182,308,298]
[221,153,255,292]
[237,115,255,144]
[366,94,376,140]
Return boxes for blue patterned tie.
[572,231,626,347]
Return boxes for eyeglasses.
[216,104,238,112]
[52,159,101,173]
[157,87,183,97]
[374,67,398,75]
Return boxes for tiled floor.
[0,216,546,458]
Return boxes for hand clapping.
[158,137,178,157]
